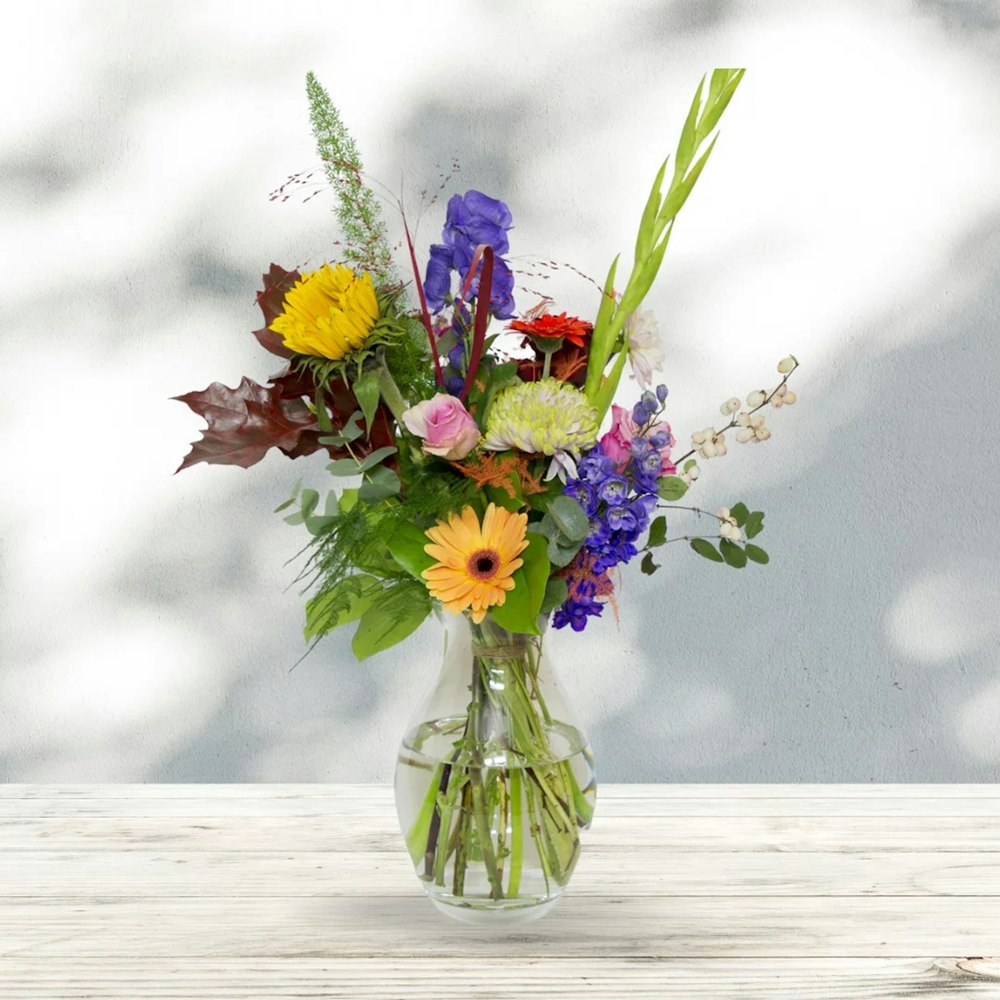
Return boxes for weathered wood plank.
[0,783,996,800]
[2,814,998,852]
[1,849,999,897]
[5,793,1000,818]
[0,958,996,999]
[0,896,997,958]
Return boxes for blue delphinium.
[553,389,672,631]
[423,190,516,319]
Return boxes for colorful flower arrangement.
[175,69,799,658]
[174,69,800,914]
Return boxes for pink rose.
[402,393,480,461]
[600,404,676,474]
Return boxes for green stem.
[507,768,523,898]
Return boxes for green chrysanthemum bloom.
[482,378,599,455]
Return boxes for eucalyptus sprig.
[585,68,745,421]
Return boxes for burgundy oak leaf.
[173,376,319,472]
[252,264,300,358]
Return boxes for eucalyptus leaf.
[545,495,590,541]
[358,465,400,501]
[300,488,320,519]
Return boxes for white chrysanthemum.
[482,379,599,455]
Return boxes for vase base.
[428,893,562,925]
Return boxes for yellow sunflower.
[422,503,529,624]
[269,262,379,360]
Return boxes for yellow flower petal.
[420,504,529,622]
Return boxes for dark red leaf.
[173,377,319,472]
[252,264,300,359]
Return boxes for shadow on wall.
[3,0,1000,782]
[589,210,1000,782]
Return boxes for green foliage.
[327,446,397,476]
[745,543,769,564]
[490,533,550,634]
[745,510,765,539]
[305,72,393,283]
[304,574,380,640]
[719,538,747,568]
[534,494,589,568]
[358,465,401,501]
[647,515,667,547]
[640,551,660,575]
[352,578,431,659]
[386,521,436,580]
[657,476,688,501]
[539,577,569,616]
[729,502,749,526]
[690,538,724,563]
[585,68,744,419]
[381,317,436,405]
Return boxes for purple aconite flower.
[423,190,516,319]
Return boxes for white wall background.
[2,0,999,782]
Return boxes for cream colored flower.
[691,427,727,459]
[626,310,665,390]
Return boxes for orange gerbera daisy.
[508,312,593,348]
[422,503,529,624]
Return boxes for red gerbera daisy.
[508,311,593,348]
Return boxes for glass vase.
[394,612,596,924]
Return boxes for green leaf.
[490,533,550,634]
[674,74,705,180]
[690,538,724,563]
[545,495,591,541]
[319,410,364,446]
[729,502,749,527]
[635,157,668,263]
[304,574,379,640]
[657,476,689,501]
[647,515,667,547]
[352,594,430,660]
[386,521,435,580]
[358,465,400,501]
[539,577,569,616]
[339,488,359,513]
[683,458,698,473]
[745,511,765,539]
[719,538,747,568]
[745,544,769,565]
[357,446,397,471]
[353,369,381,437]
[640,551,659,575]
[326,446,397,477]
[300,488,320,519]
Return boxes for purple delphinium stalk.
[553,394,670,630]
[423,190,517,319]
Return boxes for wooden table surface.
[0,784,998,998]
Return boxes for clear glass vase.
[394,612,596,924]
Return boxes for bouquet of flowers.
[175,68,799,918]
